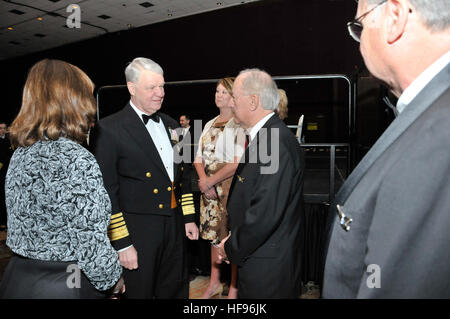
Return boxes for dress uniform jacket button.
[167,186,172,191]
[146,172,151,178]
[159,204,164,209]
[181,167,184,171]
[153,188,158,194]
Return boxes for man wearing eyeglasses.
[323,0,450,298]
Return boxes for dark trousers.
[0,255,106,299]
[122,211,189,299]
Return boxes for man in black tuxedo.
[91,57,199,298]
[178,114,196,164]
[323,0,450,298]
[217,69,305,298]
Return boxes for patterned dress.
[4,137,122,291]
[198,117,245,245]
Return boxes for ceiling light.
[9,9,25,15]
[139,2,154,8]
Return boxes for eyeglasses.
[347,0,387,42]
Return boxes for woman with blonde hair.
[276,88,289,121]
[194,77,245,299]
[0,59,124,298]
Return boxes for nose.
[155,86,164,97]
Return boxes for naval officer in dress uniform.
[91,57,199,299]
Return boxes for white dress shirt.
[397,50,450,114]
[247,112,275,144]
[129,101,174,182]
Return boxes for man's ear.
[385,0,410,44]
[250,95,258,111]
[127,82,135,96]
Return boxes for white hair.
[238,68,279,111]
[364,0,450,31]
[125,57,164,83]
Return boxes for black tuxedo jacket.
[224,114,305,298]
[90,104,195,250]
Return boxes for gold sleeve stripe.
[110,212,124,221]
[108,227,129,242]
[182,205,195,215]
[108,221,126,230]
[108,212,129,242]
[110,217,124,225]
[181,201,194,206]
[182,193,194,198]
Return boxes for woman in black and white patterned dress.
[0,59,124,298]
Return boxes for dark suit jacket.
[179,125,196,165]
[90,104,195,250]
[224,114,305,298]
[323,64,450,298]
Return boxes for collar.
[397,50,450,114]
[247,112,275,142]
[129,100,158,124]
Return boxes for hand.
[216,233,231,264]
[185,222,199,240]
[109,276,126,299]
[204,187,218,200]
[198,177,212,193]
[118,245,138,270]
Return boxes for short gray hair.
[125,57,164,83]
[364,0,450,31]
[238,68,279,111]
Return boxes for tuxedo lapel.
[336,64,450,205]
[160,115,181,182]
[229,114,278,198]
[122,104,170,180]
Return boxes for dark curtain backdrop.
[0,0,363,123]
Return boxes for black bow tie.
[142,112,160,124]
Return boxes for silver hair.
[125,57,164,83]
[364,0,450,31]
[238,68,279,111]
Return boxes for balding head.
[230,68,278,129]
[237,69,279,111]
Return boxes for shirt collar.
[397,50,450,114]
[129,100,158,125]
[247,112,275,142]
